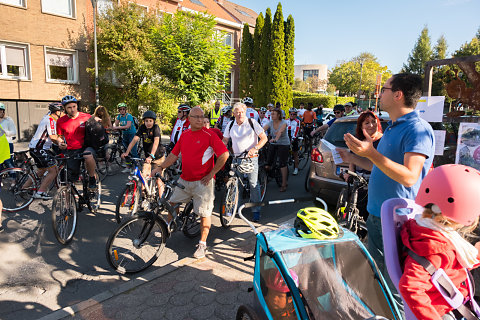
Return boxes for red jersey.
[209,127,223,140]
[57,112,91,150]
[172,128,228,181]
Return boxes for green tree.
[258,8,272,107]
[152,11,235,106]
[284,14,295,108]
[252,13,264,104]
[239,24,254,97]
[329,52,391,96]
[402,26,433,75]
[93,1,160,115]
[431,35,449,96]
[269,3,287,107]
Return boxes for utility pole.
[91,0,100,107]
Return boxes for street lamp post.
[91,0,100,107]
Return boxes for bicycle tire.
[96,159,108,182]
[113,145,127,170]
[258,168,267,201]
[0,168,37,212]
[106,213,167,274]
[335,188,348,221]
[304,170,311,192]
[87,170,102,214]
[52,186,78,245]
[298,148,309,170]
[220,178,239,228]
[236,304,261,320]
[115,183,140,223]
[339,213,368,241]
[182,200,201,238]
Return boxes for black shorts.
[291,138,299,152]
[65,147,96,181]
[303,125,314,137]
[267,144,289,168]
[29,148,56,169]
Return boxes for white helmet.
[237,158,254,174]
[222,105,233,114]
[242,97,254,105]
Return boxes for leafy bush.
[292,91,355,109]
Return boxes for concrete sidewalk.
[39,220,288,320]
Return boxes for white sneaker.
[293,168,299,175]
[121,167,131,173]
[193,243,207,259]
[33,192,52,200]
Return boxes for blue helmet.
[61,95,78,106]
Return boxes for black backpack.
[84,116,109,151]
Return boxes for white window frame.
[224,32,233,47]
[129,2,148,14]
[44,47,79,84]
[0,40,31,81]
[0,0,26,8]
[41,0,76,19]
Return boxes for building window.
[189,0,205,7]
[0,0,25,7]
[129,2,148,14]
[224,33,233,47]
[97,0,113,16]
[41,0,76,18]
[0,42,29,80]
[303,69,319,81]
[235,8,251,17]
[45,48,78,83]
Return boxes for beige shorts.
[142,156,165,178]
[170,177,214,217]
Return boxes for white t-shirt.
[29,113,57,150]
[246,107,259,122]
[224,118,264,157]
[259,117,269,128]
[297,108,306,118]
[170,118,190,143]
[265,109,285,120]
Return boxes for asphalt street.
[0,152,320,320]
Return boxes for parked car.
[321,108,334,125]
[305,112,390,204]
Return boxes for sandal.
[279,186,287,192]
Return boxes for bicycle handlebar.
[55,151,91,161]
[341,169,369,185]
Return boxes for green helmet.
[0,103,6,110]
[117,102,127,109]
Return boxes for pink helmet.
[265,269,299,293]
[415,164,480,225]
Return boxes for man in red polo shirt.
[54,95,97,189]
[158,107,228,259]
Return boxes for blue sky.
[233,0,480,73]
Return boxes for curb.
[39,215,294,320]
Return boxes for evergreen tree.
[402,26,433,75]
[239,24,254,97]
[476,26,480,40]
[270,3,287,107]
[258,8,272,107]
[284,14,295,108]
[252,13,264,105]
[432,35,448,60]
[431,35,449,96]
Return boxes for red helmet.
[265,269,299,293]
[415,164,480,226]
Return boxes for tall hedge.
[292,91,355,109]
[252,13,264,105]
[284,14,295,108]
[239,23,254,97]
[269,3,286,107]
[257,8,272,107]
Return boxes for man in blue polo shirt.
[338,73,434,310]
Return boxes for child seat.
[381,198,480,320]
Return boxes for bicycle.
[95,131,127,178]
[334,169,369,241]
[265,143,289,188]
[105,175,199,274]
[51,151,102,244]
[0,150,62,212]
[115,156,179,223]
[220,152,267,228]
[287,136,309,171]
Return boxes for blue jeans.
[246,157,261,214]
[123,132,138,158]
[366,214,405,317]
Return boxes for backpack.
[84,116,109,151]
[132,115,139,130]
[228,118,255,135]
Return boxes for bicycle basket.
[237,158,254,174]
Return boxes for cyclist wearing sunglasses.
[310,104,345,137]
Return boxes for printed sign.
[416,96,445,122]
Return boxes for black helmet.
[142,110,157,120]
[49,102,63,113]
[333,104,345,112]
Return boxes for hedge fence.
[292,90,355,109]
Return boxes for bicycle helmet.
[117,102,127,109]
[259,107,267,112]
[0,103,5,110]
[415,164,480,226]
[178,104,191,112]
[242,97,253,105]
[48,102,63,113]
[294,207,339,240]
[237,158,254,174]
[267,103,274,108]
[142,110,157,120]
[289,107,297,114]
[61,95,78,106]
[222,105,233,114]
[265,269,299,293]
[333,104,345,112]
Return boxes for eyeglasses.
[189,115,204,120]
[380,87,393,93]
[334,111,342,114]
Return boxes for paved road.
[0,154,322,320]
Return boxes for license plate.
[336,166,342,176]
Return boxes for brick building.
[0,0,257,140]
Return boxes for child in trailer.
[399,164,480,320]
[264,269,299,320]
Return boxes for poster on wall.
[416,96,445,122]
[455,122,480,171]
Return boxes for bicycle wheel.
[274,167,282,187]
[87,170,102,214]
[236,305,261,320]
[115,183,141,223]
[112,145,127,170]
[339,212,368,241]
[298,148,309,170]
[0,168,37,212]
[96,159,108,182]
[52,186,78,245]
[220,178,239,228]
[182,201,201,238]
[106,213,167,274]
[258,168,267,201]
